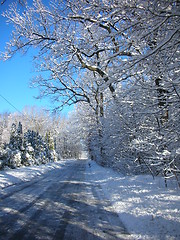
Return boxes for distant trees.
[0,106,84,169]
[56,113,83,159]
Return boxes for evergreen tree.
[9,123,17,150]
[45,131,57,162]
[45,131,55,151]
[22,130,35,166]
[9,122,23,150]
[17,122,23,150]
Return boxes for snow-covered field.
[0,159,179,240]
[86,160,180,240]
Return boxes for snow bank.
[86,160,180,240]
[0,161,67,189]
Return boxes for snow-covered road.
[0,160,130,240]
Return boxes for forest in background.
[0,0,179,185]
[0,107,83,169]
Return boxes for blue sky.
[0,2,72,116]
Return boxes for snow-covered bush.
[22,144,35,166]
[49,150,58,162]
[0,121,59,170]
[9,150,22,168]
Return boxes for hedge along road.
[0,159,131,240]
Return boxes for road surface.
[0,160,130,240]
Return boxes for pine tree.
[45,131,55,151]
[45,131,57,162]
[9,123,17,150]
[22,130,35,166]
[17,122,23,150]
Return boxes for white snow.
[86,160,180,240]
[0,159,179,239]
[0,161,67,189]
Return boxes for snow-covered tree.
[0,119,60,169]
[1,1,179,183]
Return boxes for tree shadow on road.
[0,160,130,240]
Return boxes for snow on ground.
[0,161,68,189]
[0,159,179,239]
[86,160,180,240]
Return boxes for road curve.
[0,160,131,240]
